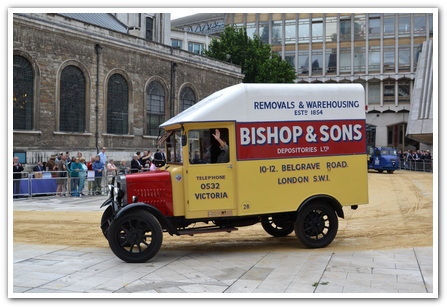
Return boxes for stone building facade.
[12,13,243,167]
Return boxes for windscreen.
[164,129,183,164]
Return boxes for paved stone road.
[13,243,433,296]
[11,196,435,297]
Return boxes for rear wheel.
[295,202,338,248]
[261,214,294,237]
[107,210,163,263]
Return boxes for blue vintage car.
[368,147,399,174]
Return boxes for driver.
[212,129,229,163]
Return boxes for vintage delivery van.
[100,83,368,263]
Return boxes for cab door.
[184,123,237,219]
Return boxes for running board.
[177,226,238,236]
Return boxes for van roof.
[160,83,365,128]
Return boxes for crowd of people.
[399,149,432,161]
[12,147,167,198]
[398,149,433,171]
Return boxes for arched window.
[13,55,34,130]
[107,74,128,134]
[60,65,86,132]
[180,87,196,112]
[146,81,165,135]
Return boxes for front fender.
[114,202,178,235]
[100,198,113,209]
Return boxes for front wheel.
[107,210,163,263]
[100,206,114,238]
[295,202,338,248]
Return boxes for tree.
[204,26,296,83]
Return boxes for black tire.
[261,215,294,237]
[294,201,338,248]
[100,206,114,238]
[107,210,163,263]
[387,170,395,174]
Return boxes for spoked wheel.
[295,202,338,248]
[100,206,114,238]
[107,210,163,263]
[261,214,294,237]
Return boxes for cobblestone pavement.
[10,196,436,297]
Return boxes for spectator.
[56,152,65,162]
[107,159,117,183]
[150,161,157,171]
[154,149,166,163]
[118,159,129,174]
[92,155,104,195]
[86,156,95,195]
[98,147,107,165]
[55,154,68,197]
[135,151,142,165]
[66,151,72,165]
[13,156,24,198]
[33,162,45,172]
[79,157,88,196]
[140,150,151,166]
[414,150,422,160]
[130,154,142,173]
[98,147,107,191]
[46,155,56,174]
[70,157,83,197]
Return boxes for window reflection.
[311,19,323,42]
[368,16,380,38]
[272,20,282,45]
[325,16,337,42]
[285,20,296,43]
[339,17,351,41]
[298,19,309,43]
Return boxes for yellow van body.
[160,83,368,220]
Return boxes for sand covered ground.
[13,170,434,253]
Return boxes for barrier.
[13,172,31,198]
[13,171,100,198]
[399,159,433,173]
[13,168,158,198]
